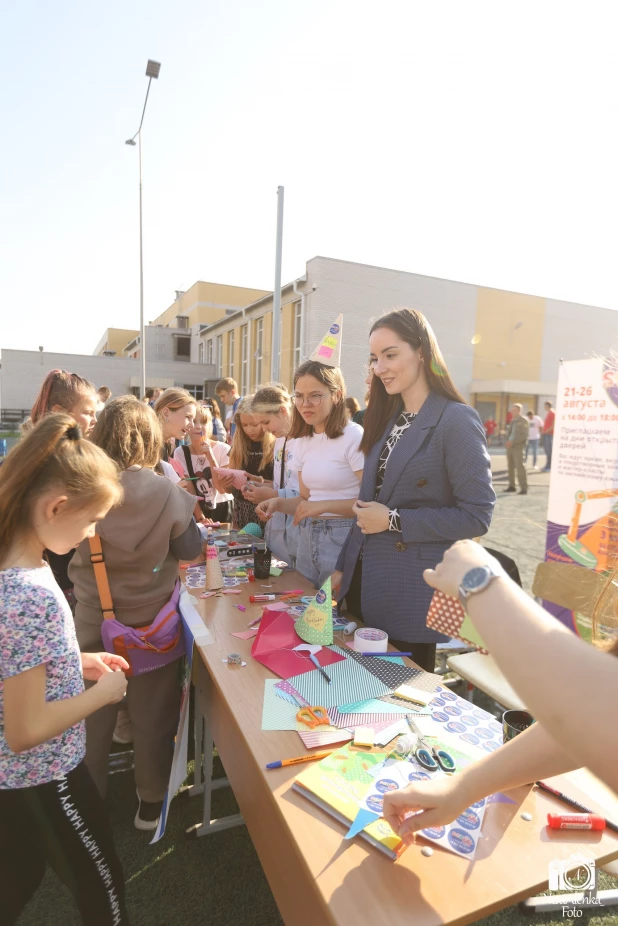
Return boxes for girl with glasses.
[256,361,364,588]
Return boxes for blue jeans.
[296,518,355,588]
[525,438,539,465]
[543,434,553,469]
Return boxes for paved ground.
[484,452,551,592]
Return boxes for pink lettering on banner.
[317,346,334,358]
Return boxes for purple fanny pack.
[100,580,186,677]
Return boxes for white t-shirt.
[273,436,300,493]
[173,441,233,506]
[528,415,543,440]
[160,460,181,484]
[296,422,364,516]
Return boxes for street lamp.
[125,59,161,398]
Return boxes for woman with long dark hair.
[332,308,495,671]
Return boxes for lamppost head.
[125,138,137,146]
[146,60,161,79]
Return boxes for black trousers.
[0,760,130,926]
[343,557,437,673]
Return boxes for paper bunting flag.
[309,314,343,368]
[426,590,489,653]
[295,578,333,644]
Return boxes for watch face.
[463,566,490,592]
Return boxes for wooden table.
[187,567,618,926]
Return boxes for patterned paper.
[327,707,413,729]
[274,679,309,707]
[261,679,299,731]
[298,727,353,749]
[212,467,247,489]
[337,698,412,715]
[345,650,441,691]
[426,590,489,654]
[286,646,390,709]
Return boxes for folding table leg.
[521,883,618,911]
[185,686,244,838]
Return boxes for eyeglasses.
[293,392,330,407]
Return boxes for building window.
[198,342,204,364]
[216,335,222,377]
[174,336,191,361]
[176,316,189,329]
[241,325,248,395]
[207,339,213,366]
[183,384,204,400]
[228,330,235,381]
[254,318,263,388]
[294,301,302,370]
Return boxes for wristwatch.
[458,564,502,608]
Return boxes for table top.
[188,563,618,926]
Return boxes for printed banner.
[544,357,618,636]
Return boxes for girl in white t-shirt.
[173,405,234,524]
[247,384,300,565]
[256,362,364,587]
[153,388,197,485]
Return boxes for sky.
[0,0,616,356]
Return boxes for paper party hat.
[205,533,224,591]
[309,315,343,368]
[295,577,334,644]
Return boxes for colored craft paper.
[337,698,412,715]
[274,679,309,707]
[230,628,259,640]
[286,646,390,708]
[251,610,346,679]
[205,536,224,590]
[344,807,379,839]
[308,314,343,368]
[327,707,412,729]
[297,727,353,749]
[345,650,439,691]
[295,578,334,645]
[261,679,299,731]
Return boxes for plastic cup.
[502,709,534,743]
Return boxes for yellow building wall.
[96,328,139,355]
[151,281,270,328]
[473,288,546,381]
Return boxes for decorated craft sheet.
[285,646,391,709]
[425,686,503,754]
[261,679,299,731]
[327,707,414,729]
[426,590,489,653]
[361,758,488,859]
[344,650,442,692]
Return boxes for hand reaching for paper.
[423,539,499,599]
[382,776,473,846]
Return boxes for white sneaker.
[112,706,133,745]
[134,790,163,831]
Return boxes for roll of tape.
[391,733,418,758]
[227,652,242,665]
[353,627,388,653]
[343,621,358,635]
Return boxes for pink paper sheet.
[251,609,346,679]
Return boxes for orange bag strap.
[88,534,116,621]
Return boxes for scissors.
[296,706,329,730]
[407,716,456,773]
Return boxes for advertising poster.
[544,357,618,636]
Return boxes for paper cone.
[309,315,342,368]
[205,534,224,591]
[295,577,334,644]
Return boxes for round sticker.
[440,690,457,702]
[443,705,462,717]
[482,741,500,753]
[460,732,480,746]
[430,697,445,707]
[375,778,399,794]
[448,828,475,854]
[445,721,466,734]
[471,798,487,810]
[315,590,326,604]
[473,709,491,720]
[422,826,446,839]
[455,699,473,711]
[475,727,495,740]
[408,771,431,782]
[457,809,481,830]
[329,324,340,335]
[460,715,479,727]
[431,711,449,723]
[365,794,383,814]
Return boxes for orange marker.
[266,751,333,769]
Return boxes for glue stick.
[547,813,605,831]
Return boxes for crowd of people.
[0,308,616,925]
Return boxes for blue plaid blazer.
[336,392,496,643]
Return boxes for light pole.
[270,186,284,381]
[125,59,161,398]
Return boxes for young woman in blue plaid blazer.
[333,308,496,672]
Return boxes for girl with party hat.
[256,317,364,587]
